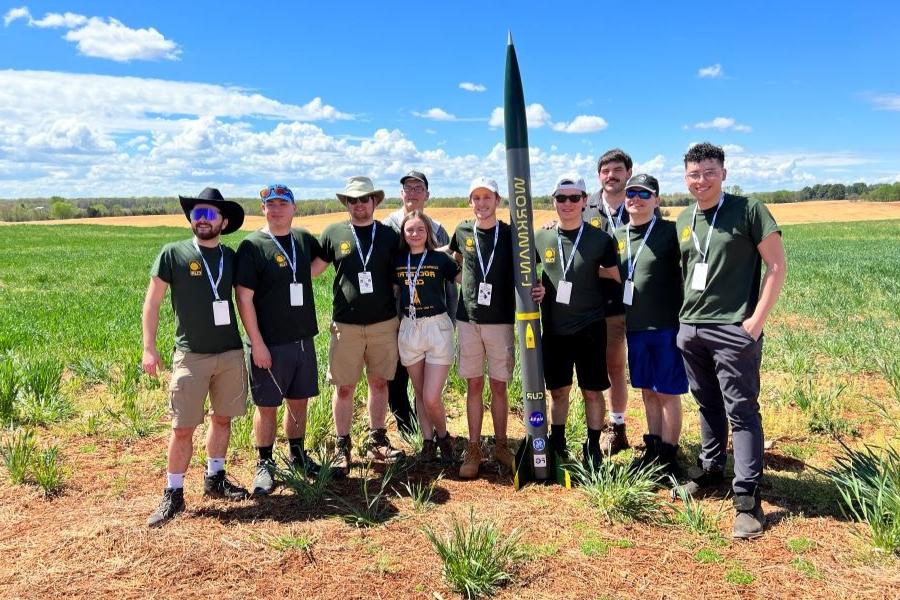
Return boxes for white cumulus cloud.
[412,107,457,121]
[488,103,553,129]
[552,115,608,134]
[698,63,724,78]
[692,116,752,133]
[459,82,486,92]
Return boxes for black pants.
[387,358,415,435]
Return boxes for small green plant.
[564,393,587,448]
[520,542,559,560]
[17,358,72,426]
[791,557,821,579]
[304,395,332,451]
[268,532,315,554]
[786,537,815,553]
[875,356,900,405]
[580,537,610,557]
[400,417,425,457]
[1,429,36,484]
[276,450,333,504]
[336,462,397,527]
[78,411,105,437]
[669,476,727,536]
[0,356,21,424]
[399,473,443,512]
[31,445,65,497]
[789,379,855,437]
[423,508,525,599]
[694,548,724,564]
[571,459,665,523]
[724,564,755,585]
[106,394,163,439]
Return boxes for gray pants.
[677,323,764,496]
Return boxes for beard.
[192,221,223,240]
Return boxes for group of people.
[141,142,786,540]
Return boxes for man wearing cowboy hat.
[142,187,250,527]
[235,184,324,496]
[311,176,404,477]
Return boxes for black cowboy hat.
[178,187,245,235]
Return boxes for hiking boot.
[147,487,184,527]
[492,439,514,470]
[419,438,438,463]
[732,493,765,539]
[459,441,483,479]
[582,440,603,471]
[599,422,630,455]
[671,468,725,500]
[204,470,249,501]
[436,432,455,465]
[365,428,406,463]
[252,458,276,496]
[657,442,683,480]
[290,448,321,478]
[331,435,352,479]
[630,434,661,472]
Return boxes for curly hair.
[684,142,725,166]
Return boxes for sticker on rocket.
[533,455,547,467]
[528,411,545,427]
[532,438,545,451]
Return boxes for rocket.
[505,32,570,489]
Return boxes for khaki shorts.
[328,318,400,386]
[399,314,454,367]
[606,313,626,348]
[168,348,247,429]
[457,321,515,382]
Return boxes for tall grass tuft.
[276,450,333,504]
[669,476,727,536]
[304,394,332,452]
[105,394,163,439]
[821,441,900,555]
[789,379,855,437]
[571,459,666,524]
[564,393,588,450]
[423,508,525,599]
[18,358,72,425]
[1,429,36,484]
[335,461,398,527]
[398,473,443,512]
[32,445,65,497]
[0,356,20,424]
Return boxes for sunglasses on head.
[554,194,583,203]
[190,207,220,221]
[625,189,654,200]
[259,185,295,202]
[347,195,374,205]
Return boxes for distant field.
[8,200,900,234]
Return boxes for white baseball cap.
[468,176,500,197]
[551,175,587,196]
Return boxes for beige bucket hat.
[336,176,385,206]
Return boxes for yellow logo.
[189,260,202,276]
[275,254,287,267]
[591,217,600,227]
[681,227,692,242]
[465,237,475,251]
[544,248,555,263]
[618,240,626,252]
[339,241,351,256]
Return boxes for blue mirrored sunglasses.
[625,189,654,200]
[190,207,220,221]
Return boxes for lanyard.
[603,200,625,234]
[690,194,724,262]
[556,222,584,282]
[349,221,377,269]
[192,239,224,301]
[474,222,499,281]
[625,216,657,282]
[265,230,297,283]
[406,250,427,315]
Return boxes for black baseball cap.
[625,173,660,196]
[400,170,429,190]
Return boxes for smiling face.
[190,202,226,240]
[469,188,501,222]
[346,195,375,224]
[553,191,587,226]
[403,216,428,252]
[624,189,659,223]
[599,160,632,198]
[262,198,296,231]
[684,158,727,206]
[401,179,429,213]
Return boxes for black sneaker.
[290,448,322,478]
[732,493,765,539]
[365,428,406,463]
[204,470,249,500]
[331,435,352,479]
[436,432,455,465]
[252,458,276,496]
[599,423,630,455]
[582,440,603,471]
[147,487,184,527]
[671,468,725,500]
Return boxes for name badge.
[691,262,709,291]
[358,271,374,294]
[289,283,304,306]
[477,282,493,306]
[556,280,573,305]
[623,280,634,306]
[212,300,231,326]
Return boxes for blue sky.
[1,1,898,199]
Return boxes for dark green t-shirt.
[614,219,682,331]
[234,228,323,345]
[319,220,399,325]
[676,194,781,324]
[583,194,627,318]
[394,251,459,319]
[151,239,242,354]
[449,220,515,324]
[535,224,619,335]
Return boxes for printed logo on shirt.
[189,260,202,276]
[617,239,626,252]
[543,248,556,264]
[681,226,692,242]
[275,254,288,267]
[339,241,351,256]
[590,217,601,228]
[465,237,475,251]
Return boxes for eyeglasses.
[190,207,220,221]
[625,189,654,200]
[685,169,722,182]
[347,195,374,205]
[403,184,426,194]
[554,194,583,203]
[259,184,295,202]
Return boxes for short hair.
[597,148,633,172]
[684,142,725,167]
[398,210,437,253]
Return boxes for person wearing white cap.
[534,175,621,469]
[449,177,545,478]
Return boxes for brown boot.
[599,423,630,455]
[492,438,514,470]
[459,441,483,479]
[365,428,405,463]
[331,435,352,479]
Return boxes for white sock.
[610,412,626,425]
[207,457,225,476]
[166,472,185,489]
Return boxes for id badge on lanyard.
[213,300,231,325]
[289,283,303,306]
[477,282,493,305]
[556,281,573,304]
[351,223,377,294]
